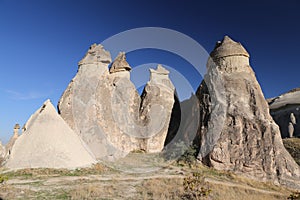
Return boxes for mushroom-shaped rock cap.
[109,52,132,73]
[210,36,249,59]
[14,124,20,129]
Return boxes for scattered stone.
[196,36,300,189]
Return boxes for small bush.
[181,172,211,200]
[0,174,8,183]
[288,191,300,200]
[177,145,198,166]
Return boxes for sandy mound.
[5,100,96,169]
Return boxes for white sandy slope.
[269,90,300,110]
[5,100,96,169]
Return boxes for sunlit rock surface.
[58,44,175,161]
[196,36,300,189]
[5,100,96,169]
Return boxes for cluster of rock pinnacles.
[1,36,299,189]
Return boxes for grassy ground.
[283,138,300,165]
[0,154,297,200]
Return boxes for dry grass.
[138,178,184,200]
[208,183,287,200]
[69,184,115,200]
[0,159,297,199]
[283,138,300,165]
[1,163,111,179]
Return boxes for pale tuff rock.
[290,113,297,125]
[99,63,174,154]
[139,65,175,152]
[197,36,300,189]
[0,141,4,157]
[78,43,111,66]
[288,122,294,138]
[58,44,111,130]
[58,46,175,160]
[4,123,20,160]
[268,89,300,138]
[5,100,96,169]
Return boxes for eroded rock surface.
[196,36,300,189]
[58,44,175,160]
[0,141,5,166]
[268,89,300,138]
[3,124,21,163]
[5,100,96,169]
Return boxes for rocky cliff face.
[196,36,300,189]
[5,100,96,169]
[0,141,5,165]
[268,89,300,138]
[58,45,175,161]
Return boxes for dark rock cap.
[109,52,132,73]
[210,36,249,59]
[14,124,20,129]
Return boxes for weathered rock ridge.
[268,88,300,138]
[196,36,300,189]
[5,100,96,169]
[58,44,175,160]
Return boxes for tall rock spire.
[196,36,300,189]
[58,45,176,161]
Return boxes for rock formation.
[268,88,300,138]
[58,44,175,160]
[290,112,297,125]
[4,123,20,160]
[139,65,175,152]
[288,122,294,138]
[0,141,5,165]
[5,100,96,169]
[58,44,111,131]
[196,36,300,189]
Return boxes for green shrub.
[0,174,8,183]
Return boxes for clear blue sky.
[1,0,299,143]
